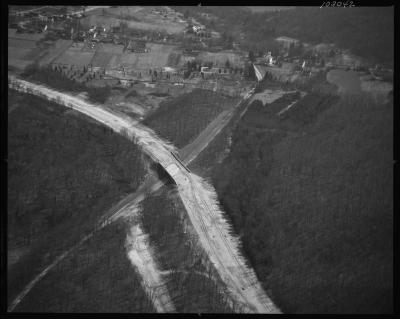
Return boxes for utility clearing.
[8,75,281,313]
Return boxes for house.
[192,25,205,33]
[200,66,226,78]
[163,66,178,75]
[264,51,276,66]
[120,79,133,87]
[275,36,300,49]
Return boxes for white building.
[192,25,205,33]
[264,51,276,66]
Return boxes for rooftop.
[275,36,299,43]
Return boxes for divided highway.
[8,76,280,313]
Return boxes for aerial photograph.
[6,4,394,314]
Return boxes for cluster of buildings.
[252,35,394,84]
[252,36,359,82]
[200,66,236,79]
[186,24,211,38]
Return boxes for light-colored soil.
[252,89,289,105]
[126,219,176,312]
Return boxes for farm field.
[8,28,45,42]
[8,31,73,70]
[81,6,187,34]
[90,42,180,71]
[53,43,96,67]
[37,39,74,66]
[8,38,39,70]
[8,30,47,70]
[197,51,245,68]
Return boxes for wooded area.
[8,90,147,305]
[209,90,393,313]
[144,89,238,148]
[14,220,154,312]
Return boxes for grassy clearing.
[143,89,239,148]
[14,220,154,312]
[8,90,146,306]
[208,92,392,313]
[139,186,235,313]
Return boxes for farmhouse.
[163,66,178,74]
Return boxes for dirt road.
[8,76,280,313]
[125,207,176,313]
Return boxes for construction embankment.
[8,76,281,313]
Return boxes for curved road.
[8,76,280,313]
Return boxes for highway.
[8,76,280,313]
[178,92,253,165]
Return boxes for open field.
[8,28,45,42]
[8,38,39,70]
[82,42,180,71]
[8,30,47,70]
[81,6,187,34]
[115,43,176,70]
[38,39,74,66]
[53,43,96,67]
[8,29,73,70]
[197,51,245,68]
